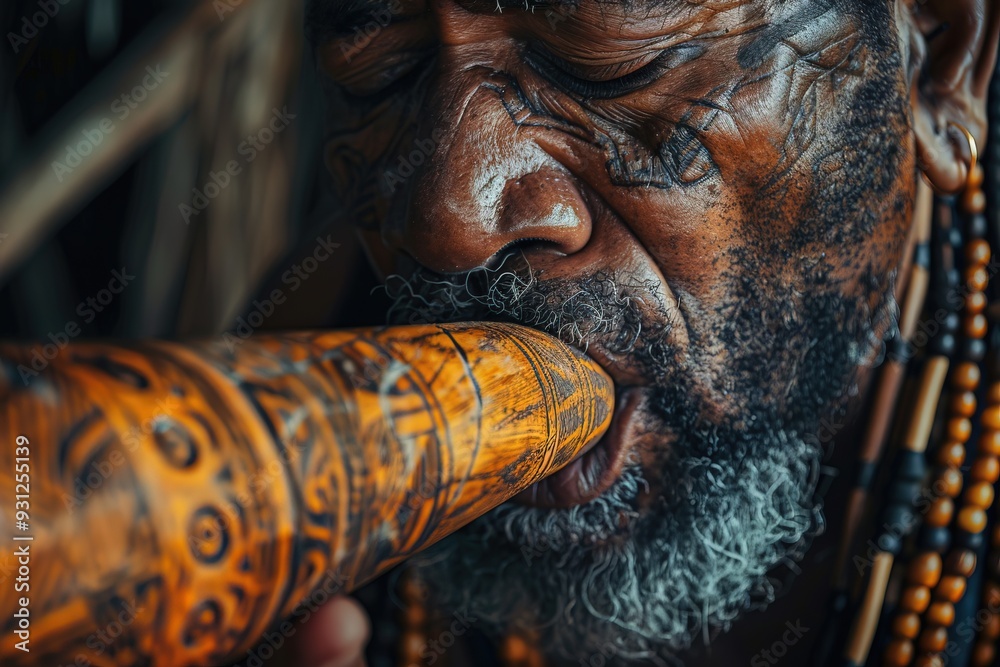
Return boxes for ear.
[899,0,999,193]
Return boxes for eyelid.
[524,42,707,99]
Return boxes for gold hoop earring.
[947,121,986,214]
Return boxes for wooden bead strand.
[884,553,942,666]
[879,210,966,667]
[911,127,994,667]
[847,354,948,667]
[910,549,976,667]
[874,125,988,667]
[970,523,1000,667]
[399,569,430,667]
[968,69,1000,667]
[844,189,952,667]
[970,385,1000,667]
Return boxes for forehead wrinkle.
[736,0,836,69]
[534,0,765,59]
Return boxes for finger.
[296,596,371,667]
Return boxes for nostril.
[484,237,564,269]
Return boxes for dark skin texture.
[283,0,1000,664]
[320,0,909,430]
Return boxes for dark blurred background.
[0,0,387,342]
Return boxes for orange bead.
[946,549,978,578]
[962,188,987,214]
[399,630,425,660]
[966,266,990,292]
[926,601,955,627]
[986,614,1000,639]
[502,635,531,662]
[883,638,915,667]
[401,577,427,601]
[988,383,1000,405]
[966,291,988,314]
[958,506,988,533]
[918,626,948,652]
[953,362,982,391]
[986,582,1000,609]
[404,602,427,626]
[926,498,954,527]
[892,612,921,639]
[886,640,917,667]
[983,406,1000,432]
[971,456,1000,483]
[901,585,932,613]
[964,481,995,509]
[979,431,1000,457]
[914,655,945,667]
[964,314,988,339]
[951,391,978,417]
[972,641,995,667]
[969,163,985,189]
[948,417,973,443]
[965,238,991,265]
[909,552,944,586]
[935,575,967,603]
[938,442,967,467]
[933,466,964,498]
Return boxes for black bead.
[962,338,987,363]
[886,483,919,507]
[949,227,964,250]
[914,242,931,269]
[947,268,961,290]
[942,312,961,335]
[897,451,927,481]
[877,532,903,555]
[920,525,951,553]
[855,461,877,490]
[955,529,986,551]
[883,505,917,536]
[989,328,1000,377]
[930,333,957,357]
[966,214,988,240]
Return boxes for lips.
[515,387,642,508]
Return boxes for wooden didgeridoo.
[0,323,613,667]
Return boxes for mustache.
[382,255,674,363]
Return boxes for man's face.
[315,0,913,660]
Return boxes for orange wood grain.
[0,323,613,666]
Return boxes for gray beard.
[384,258,897,665]
[415,433,821,666]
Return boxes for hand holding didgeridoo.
[0,322,613,667]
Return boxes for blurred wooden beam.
[0,0,253,285]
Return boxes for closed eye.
[524,42,706,100]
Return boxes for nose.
[389,82,592,273]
